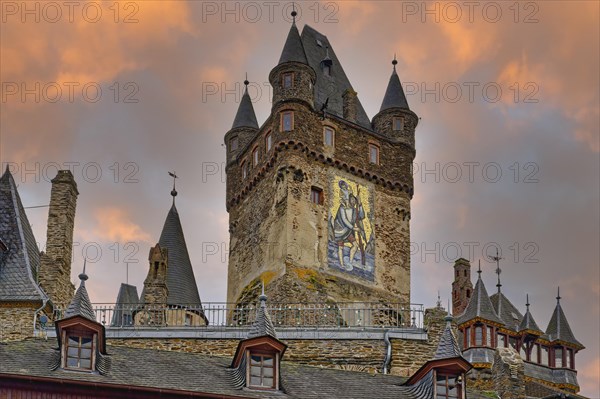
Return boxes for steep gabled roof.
[380,62,410,111]
[490,292,523,331]
[456,272,503,326]
[231,82,259,130]
[278,22,308,65]
[434,315,462,360]
[64,269,95,321]
[545,293,583,348]
[300,25,372,129]
[0,167,45,302]
[158,204,202,306]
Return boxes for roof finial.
[436,290,442,308]
[556,287,561,303]
[168,171,178,204]
[477,260,482,277]
[489,247,502,294]
[392,53,398,71]
[291,2,297,24]
[79,258,88,282]
[259,279,267,305]
[125,262,129,285]
[445,299,453,322]
[526,293,530,310]
[244,72,249,87]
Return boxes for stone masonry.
[39,170,78,310]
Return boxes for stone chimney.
[342,88,358,123]
[492,347,526,399]
[140,244,169,325]
[39,170,78,310]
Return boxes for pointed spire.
[519,294,542,334]
[457,265,504,326]
[278,11,308,65]
[545,288,584,348]
[434,309,462,360]
[379,56,409,111]
[64,259,96,321]
[231,77,259,130]
[157,200,202,306]
[247,281,277,339]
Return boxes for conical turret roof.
[278,21,308,65]
[434,314,462,360]
[158,204,202,306]
[247,286,277,339]
[545,289,583,348]
[457,269,504,326]
[231,81,258,130]
[379,60,410,111]
[519,296,542,334]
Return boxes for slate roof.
[456,273,503,326]
[0,339,489,399]
[490,292,524,331]
[64,271,96,321]
[545,299,583,348]
[300,25,372,129]
[152,203,202,306]
[247,291,277,339]
[110,283,139,326]
[380,64,410,111]
[519,299,543,334]
[433,315,462,360]
[232,83,259,130]
[0,167,45,302]
[278,22,308,65]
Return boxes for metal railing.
[52,302,424,329]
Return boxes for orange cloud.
[79,206,151,243]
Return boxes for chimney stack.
[39,170,78,309]
[342,88,358,123]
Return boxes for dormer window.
[323,64,331,76]
[62,330,95,371]
[282,72,294,89]
[248,352,277,389]
[435,373,462,398]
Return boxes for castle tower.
[452,258,473,315]
[225,19,417,309]
[39,170,78,310]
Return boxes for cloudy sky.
[1,1,598,395]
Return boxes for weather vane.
[488,247,503,294]
[168,171,178,204]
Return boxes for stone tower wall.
[452,258,473,316]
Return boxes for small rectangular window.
[282,72,294,89]
[368,143,379,165]
[531,344,539,363]
[230,136,239,152]
[541,346,549,366]
[465,327,470,348]
[497,333,506,348]
[281,111,294,132]
[310,187,323,205]
[265,131,272,151]
[393,116,405,131]
[248,354,275,388]
[555,347,563,368]
[436,374,461,399]
[486,326,493,347]
[65,334,94,370]
[241,161,248,180]
[252,147,259,167]
[567,348,573,369]
[474,326,483,346]
[323,127,334,147]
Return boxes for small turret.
[224,77,259,166]
[372,56,418,148]
[268,12,316,111]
